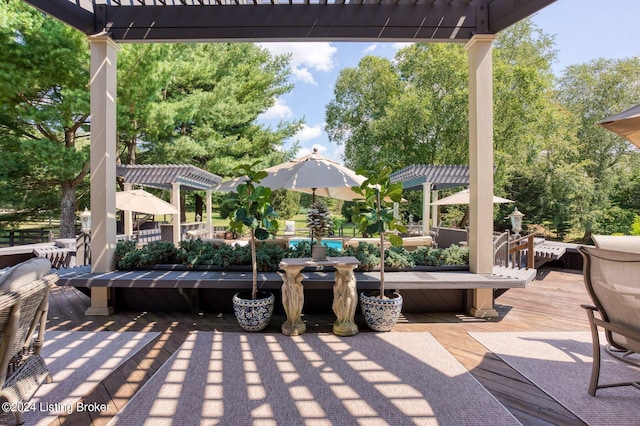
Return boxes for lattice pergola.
[391,164,469,191]
[19,0,556,317]
[23,0,554,43]
[116,164,222,191]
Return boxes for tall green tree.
[325,19,559,190]
[1,1,301,235]
[0,1,90,236]
[122,43,302,176]
[555,57,640,240]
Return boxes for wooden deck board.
[1,266,595,426]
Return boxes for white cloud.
[292,67,316,85]
[257,42,337,84]
[292,124,323,143]
[259,98,293,120]
[392,42,413,51]
[364,43,378,53]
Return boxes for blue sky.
[257,0,640,163]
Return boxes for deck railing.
[493,231,535,270]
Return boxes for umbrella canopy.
[115,189,178,215]
[431,189,513,206]
[599,103,640,147]
[216,148,366,201]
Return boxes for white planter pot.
[359,291,403,332]
[232,291,275,332]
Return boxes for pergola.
[117,164,223,242]
[22,0,557,317]
[391,164,469,234]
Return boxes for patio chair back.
[579,246,640,354]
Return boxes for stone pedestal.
[279,264,306,336]
[278,256,360,336]
[332,263,359,336]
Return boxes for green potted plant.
[228,162,280,331]
[307,201,334,260]
[352,166,406,331]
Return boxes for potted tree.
[228,162,280,331]
[352,166,406,331]
[307,201,334,260]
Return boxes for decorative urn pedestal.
[359,291,403,332]
[232,291,275,332]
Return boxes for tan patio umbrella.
[431,188,513,206]
[599,103,640,147]
[115,189,178,215]
[216,148,366,201]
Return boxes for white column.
[466,34,498,318]
[171,183,181,244]
[86,35,119,316]
[206,189,213,239]
[422,182,431,236]
[123,183,133,236]
[430,190,439,229]
[88,35,119,274]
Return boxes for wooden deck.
[17,266,590,425]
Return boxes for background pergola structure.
[22,0,557,317]
[117,164,223,243]
[391,164,469,235]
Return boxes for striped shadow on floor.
[17,331,159,426]
[110,331,519,425]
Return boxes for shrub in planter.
[255,244,287,272]
[442,245,469,265]
[411,246,445,267]
[343,242,380,272]
[139,241,179,267]
[212,243,238,268]
[178,238,217,267]
[115,240,141,270]
[288,240,312,258]
[384,246,415,270]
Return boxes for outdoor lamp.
[508,207,524,237]
[79,208,92,232]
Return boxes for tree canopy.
[0,0,301,235]
[325,19,640,241]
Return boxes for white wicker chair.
[0,271,57,424]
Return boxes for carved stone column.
[332,263,359,336]
[279,264,306,336]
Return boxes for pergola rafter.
[23,0,554,42]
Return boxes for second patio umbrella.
[599,103,640,147]
[115,189,178,215]
[216,148,366,201]
[431,188,513,206]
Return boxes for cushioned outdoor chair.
[578,245,640,396]
[0,258,57,424]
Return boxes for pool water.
[289,238,343,251]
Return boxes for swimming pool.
[288,238,343,251]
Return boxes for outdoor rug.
[469,331,640,426]
[110,331,520,426]
[19,330,159,425]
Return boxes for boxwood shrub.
[115,239,468,272]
